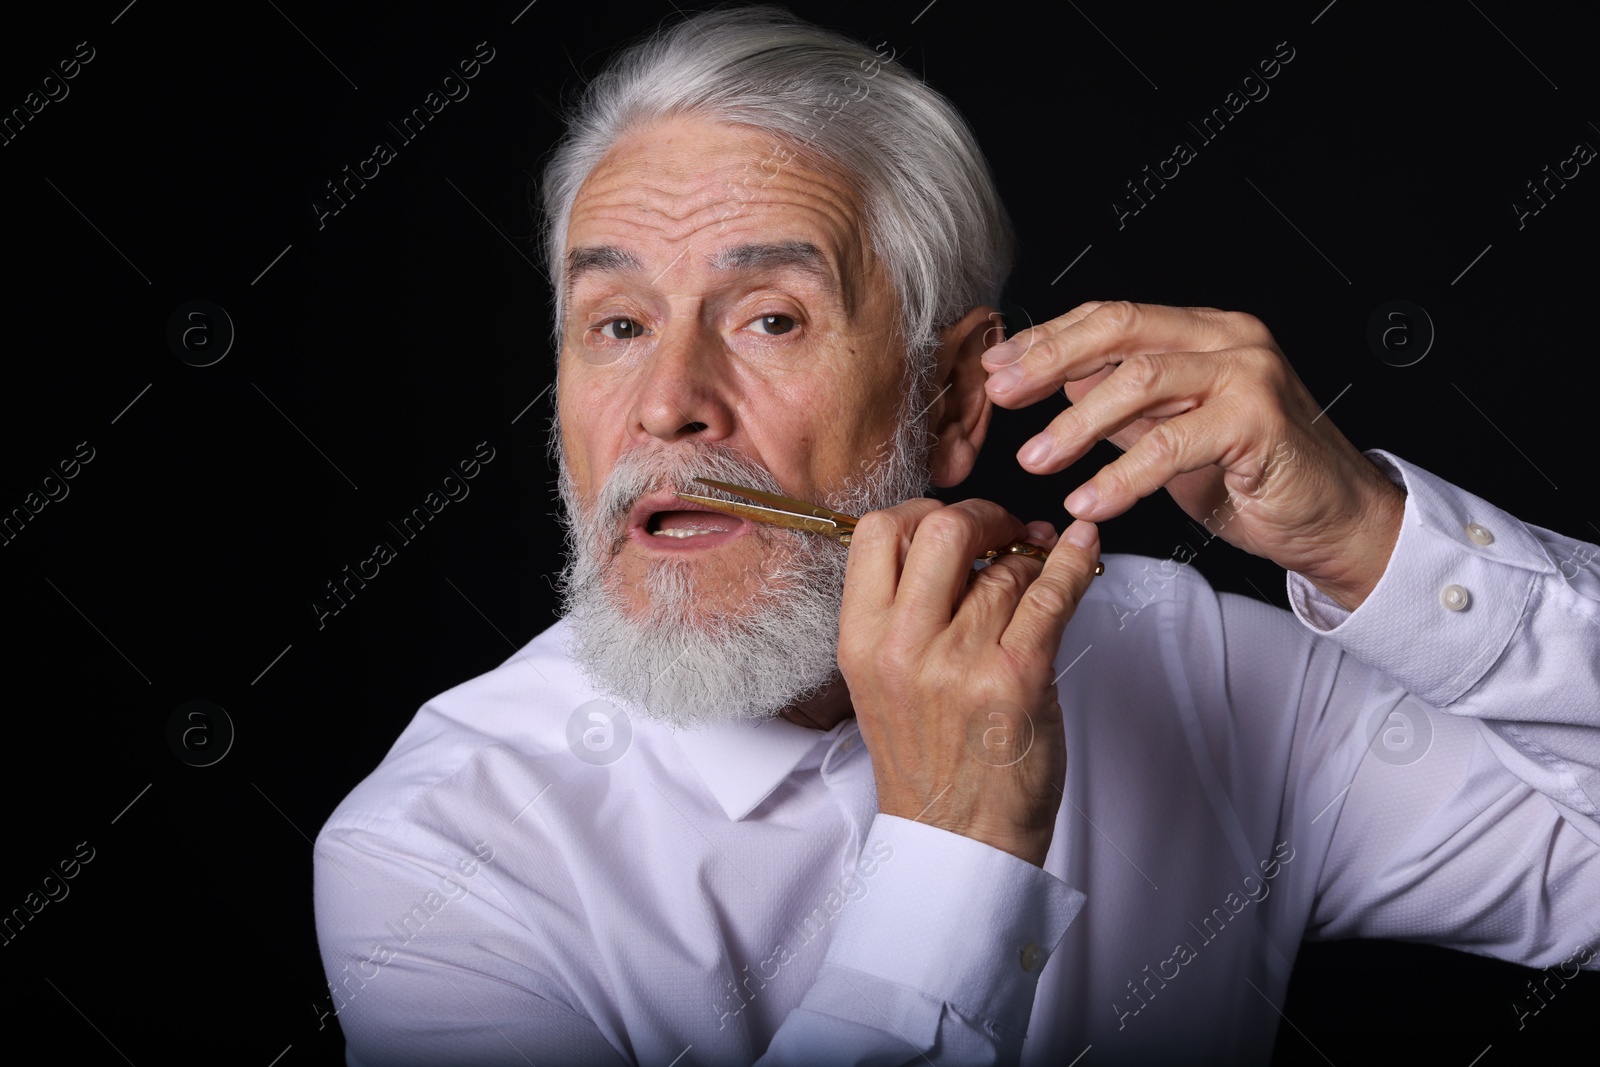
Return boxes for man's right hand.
[837,500,1101,867]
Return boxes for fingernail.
[988,364,1023,396]
[1065,484,1099,516]
[984,340,1021,366]
[1018,435,1051,467]
[1064,519,1096,548]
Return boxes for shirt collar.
[672,715,840,821]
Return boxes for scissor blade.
[673,491,845,538]
[691,478,859,526]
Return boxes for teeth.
[651,528,716,538]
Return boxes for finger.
[892,499,1029,633]
[839,497,945,636]
[985,302,1238,409]
[983,301,1106,367]
[957,520,1059,602]
[1002,519,1100,662]
[1023,520,1059,548]
[1063,396,1252,520]
[959,549,1049,643]
[1015,350,1231,475]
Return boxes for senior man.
[314,8,1600,1065]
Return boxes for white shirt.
[313,451,1600,1065]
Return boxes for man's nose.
[630,317,737,444]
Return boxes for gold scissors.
[675,478,1104,575]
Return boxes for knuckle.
[1223,309,1268,338]
[1094,464,1127,500]
[919,509,974,550]
[1241,348,1289,394]
[1262,349,1293,387]
[1141,422,1182,466]
[983,560,1032,598]
[1242,341,1280,370]
[1014,325,1048,358]
[1190,306,1234,340]
[1011,321,1049,355]
[1058,406,1087,443]
[875,631,926,680]
[1025,580,1072,620]
[852,509,903,544]
[1220,344,1275,390]
[1095,300,1139,332]
[1115,353,1161,392]
[1228,310,1267,335]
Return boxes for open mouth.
[627,493,750,550]
[645,510,742,539]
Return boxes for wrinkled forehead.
[560,116,879,310]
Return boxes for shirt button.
[839,736,856,754]
[1019,941,1043,973]
[1440,584,1470,611]
[1465,523,1494,546]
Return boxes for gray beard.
[553,405,933,730]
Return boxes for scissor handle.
[978,542,1105,575]
[981,542,1050,563]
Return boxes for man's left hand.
[981,301,1406,611]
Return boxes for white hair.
[537,4,1014,393]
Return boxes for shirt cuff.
[1286,449,1549,706]
[820,814,1086,1036]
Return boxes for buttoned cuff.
[820,814,1086,1036]
[1286,450,1550,707]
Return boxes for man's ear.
[925,306,1002,488]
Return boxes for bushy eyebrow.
[565,245,643,304]
[709,240,828,281]
[715,240,850,311]
[564,240,845,308]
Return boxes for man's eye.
[748,314,796,336]
[598,318,645,340]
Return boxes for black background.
[2,1,1596,1063]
